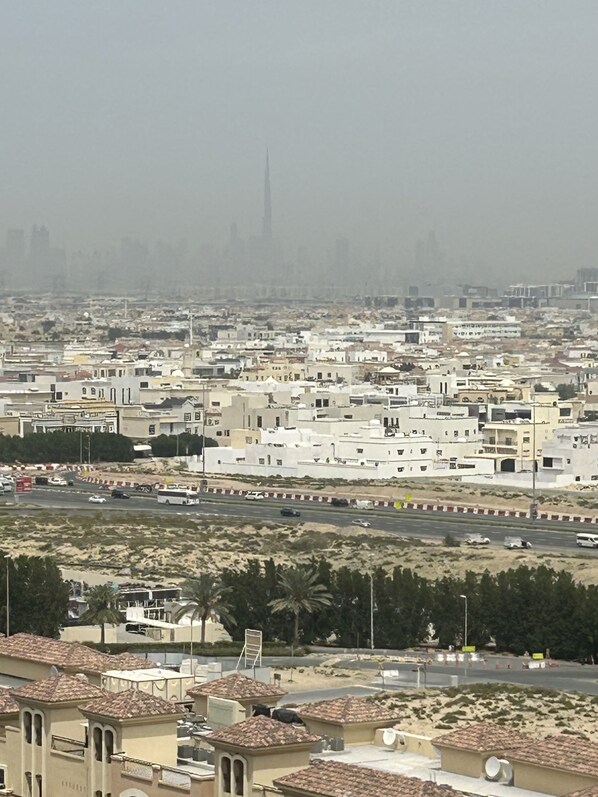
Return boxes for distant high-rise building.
[29,225,50,282]
[5,229,25,270]
[262,150,272,241]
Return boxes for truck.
[504,536,532,550]
[354,499,374,510]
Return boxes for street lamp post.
[459,594,468,647]
[5,555,11,638]
[370,568,375,651]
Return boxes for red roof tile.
[81,688,183,720]
[0,690,19,715]
[433,721,534,753]
[299,696,400,725]
[187,673,286,701]
[509,735,598,778]
[274,760,468,797]
[12,674,103,704]
[208,715,319,750]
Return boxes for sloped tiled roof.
[433,721,534,752]
[0,633,156,675]
[208,715,319,749]
[565,788,598,797]
[81,688,183,720]
[508,735,598,778]
[12,674,103,704]
[274,760,468,797]
[299,696,400,725]
[0,690,19,715]
[187,673,286,701]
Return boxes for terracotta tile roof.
[0,690,19,715]
[433,721,534,752]
[12,674,103,704]
[508,735,598,778]
[274,760,467,797]
[299,696,400,725]
[187,673,286,701]
[207,715,319,749]
[565,788,598,797]
[0,633,155,675]
[81,688,183,720]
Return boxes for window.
[489,436,496,445]
[420,448,427,454]
[105,729,114,762]
[357,448,364,454]
[505,437,513,446]
[25,772,32,797]
[221,756,231,794]
[233,759,244,796]
[82,387,87,395]
[140,381,149,389]
[36,774,42,797]
[453,430,458,438]
[148,424,156,435]
[397,449,404,455]
[184,413,191,421]
[276,459,283,466]
[94,727,103,761]
[397,467,404,472]
[195,412,201,420]
[91,387,96,395]
[543,457,553,468]
[258,458,265,465]
[257,416,263,428]
[34,713,42,746]
[24,710,32,744]
[275,417,280,427]
[464,429,470,437]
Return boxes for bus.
[576,533,598,549]
[157,488,200,506]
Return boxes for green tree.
[80,584,125,648]
[556,383,577,401]
[269,566,332,646]
[1,554,70,638]
[174,575,236,661]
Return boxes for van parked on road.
[576,533,598,548]
[354,499,373,510]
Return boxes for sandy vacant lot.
[275,661,598,742]
[1,509,597,584]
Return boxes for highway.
[6,480,598,557]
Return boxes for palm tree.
[269,566,332,647]
[80,584,125,648]
[174,575,236,664]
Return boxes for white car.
[352,519,371,528]
[465,534,490,546]
[245,491,265,501]
[88,494,107,504]
[48,477,68,486]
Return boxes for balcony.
[51,735,87,757]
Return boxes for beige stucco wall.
[513,762,598,795]
[60,624,118,644]
[120,719,180,767]
[250,748,311,787]
[110,757,214,797]
[191,694,279,720]
[301,717,379,746]
[439,747,483,778]
[0,725,21,794]
[0,655,54,682]
[47,749,89,797]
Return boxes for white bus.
[576,533,598,548]
[157,488,200,506]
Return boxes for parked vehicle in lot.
[354,499,373,510]
[111,489,130,499]
[576,532,598,548]
[245,491,265,501]
[465,533,490,546]
[134,484,153,493]
[352,518,371,528]
[504,536,532,550]
[280,507,301,517]
[34,476,49,485]
[330,497,349,507]
[157,488,200,506]
[88,494,107,504]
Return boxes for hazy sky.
[2,1,598,280]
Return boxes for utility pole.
[530,401,537,523]
[5,555,10,638]
[370,568,375,650]
[201,383,207,481]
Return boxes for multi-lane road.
[7,480,597,557]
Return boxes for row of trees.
[181,560,598,662]
[0,431,134,463]
[0,553,70,637]
[150,433,218,458]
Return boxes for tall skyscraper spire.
[262,149,272,240]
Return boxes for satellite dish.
[50,665,60,677]
[485,756,501,781]
[498,760,513,784]
[382,728,397,747]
